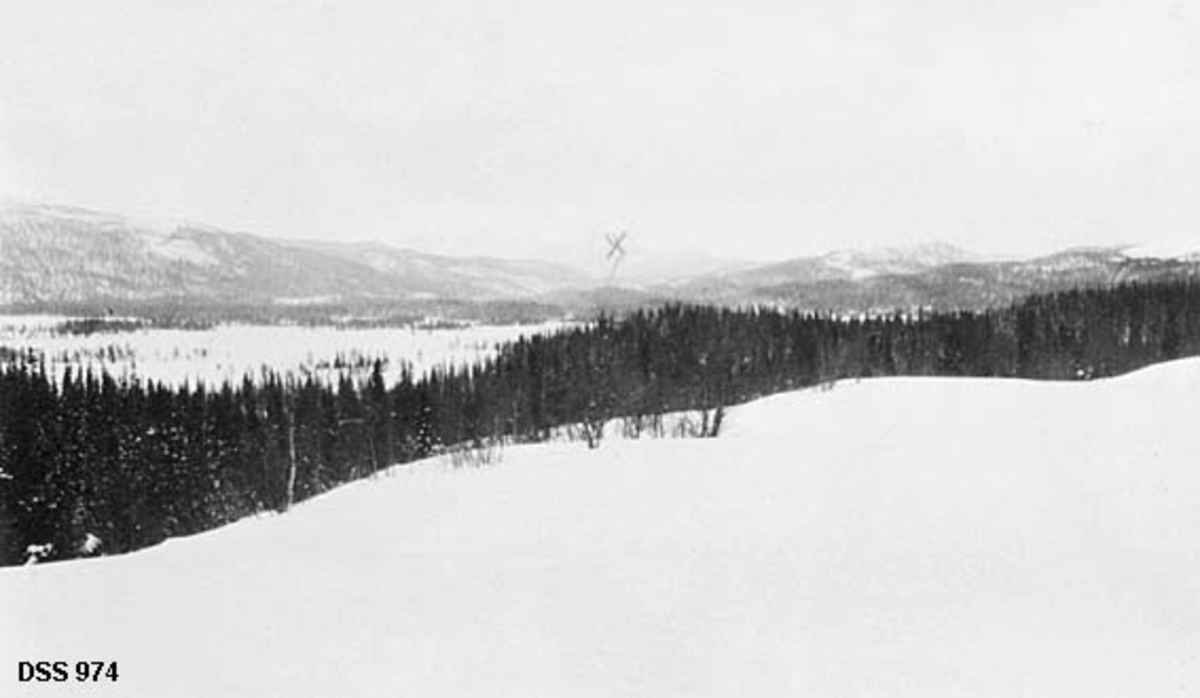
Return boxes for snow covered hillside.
[0,201,590,306]
[4,361,1200,697]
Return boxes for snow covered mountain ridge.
[0,201,592,307]
[3,200,1199,315]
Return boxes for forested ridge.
[3,279,1200,566]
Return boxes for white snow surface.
[4,360,1200,697]
[142,233,220,267]
[0,318,569,387]
[1126,241,1200,261]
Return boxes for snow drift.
[4,360,1200,697]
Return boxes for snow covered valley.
[4,360,1200,697]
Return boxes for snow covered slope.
[4,361,1200,697]
[0,201,590,305]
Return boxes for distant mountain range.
[2,201,1198,319]
[657,244,1200,313]
[0,202,590,307]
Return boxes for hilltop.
[4,359,1199,696]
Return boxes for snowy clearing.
[4,360,1200,696]
[0,317,569,386]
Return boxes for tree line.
[4,296,561,329]
[2,279,1200,565]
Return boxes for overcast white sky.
[2,0,1199,264]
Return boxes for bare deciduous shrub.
[447,439,504,468]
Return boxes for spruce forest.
[2,279,1199,566]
